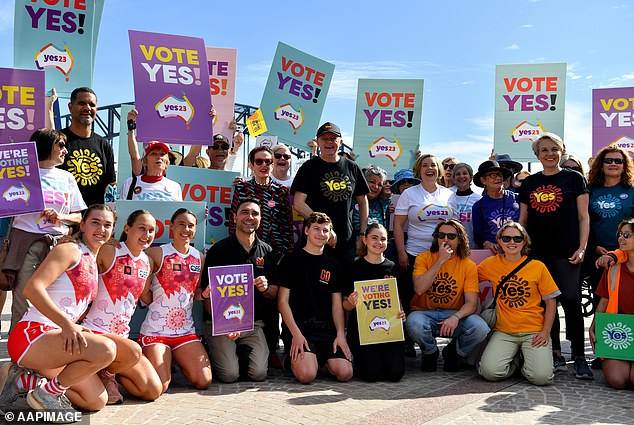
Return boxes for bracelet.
[452,313,462,320]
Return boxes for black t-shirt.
[345,257,401,346]
[279,249,342,338]
[291,156,369,245]
[518,169,588,261]
[59,128,116,207]
[201,235,277,321]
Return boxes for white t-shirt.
[13,167,86,235]
[119,175,183,202]
[270,174,294,187]
[395,184,457,256]
[454,190,482,249]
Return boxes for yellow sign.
[246,108,267,137]
[354,278,404,345]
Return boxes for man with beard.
[59,87,116,206]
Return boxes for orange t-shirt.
[411,251,479,311]
[477,255,560,333]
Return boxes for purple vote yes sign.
[209,264,254,336]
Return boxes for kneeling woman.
[343,223,406,382]
[590,218,634,389]
[138,208,212,392]
[81,210,162,403]
[477,222,560,386]
[6,205,118,415]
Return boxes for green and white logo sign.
[595,313,634,361]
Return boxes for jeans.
[407,309,489,357]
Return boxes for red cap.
[143,141,170,156]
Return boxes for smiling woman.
[4,129,87,332]
[518,132,593,380]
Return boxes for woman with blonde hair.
[478,222,560,385]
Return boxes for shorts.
[305,338,349,366]
[138,333,201,350]
[7,321,56,366]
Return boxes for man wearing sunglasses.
[292,122,370,264]
[206,133,243,171]
[407,219,489,372]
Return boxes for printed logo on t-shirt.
[189,264,201,273]
[486,208,515,234]
[319,269,331,284]
[427,272,458,304]
[320,171,353,202]
[529,184,563,213]
[124,266,132,275]
[173,263,182,272]
[138,268,149,279]
[457,203,472,223]
[65,148,104,187]
[498,275,530,308]
[416,204,450,222]
[592,194,622,219]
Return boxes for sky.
[2,0,634,173]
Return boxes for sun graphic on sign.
[602,322,633,350]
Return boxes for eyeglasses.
[485,172,503,179]
[434,232,458,240]
[443,163,456,170]
[500,235,524,243]
[210,143,230,150]
[57,142,66,149]
[603,157,624,165]
[274,153,291,160]
[254,158,273,166]
[617,231,633,239]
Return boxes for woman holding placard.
[589,218,634,389]
[343,223,406,382]
[4,129,86,332]
[478,222,560,386]
[138,208,212,393]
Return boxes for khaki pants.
[478,330,553,386]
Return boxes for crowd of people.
[0,85,633,423]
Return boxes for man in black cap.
[207,134,234,170]
[291,122,370,263]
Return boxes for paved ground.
[0,292,632,425]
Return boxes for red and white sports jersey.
[82,242,151,337]
[21,243,98,327]
[139,243,201,337]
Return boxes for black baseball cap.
[316,122,341,138]
[213,134,229,144]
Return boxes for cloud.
[521,24,533,28]
[506,44,520,50]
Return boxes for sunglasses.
[443,163,456,170]
[434,232,458,240]
[274,153,291,160]
[210,143,230,150]
[254,158,273,166]
[603,157,624,165]
[617,231,633,239]
[500,235,524,243]
[485,172,504,179]
[57,142,66,149]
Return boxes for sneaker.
[442,340,461,372]
[26,387,80,423]
[553,355,568,373]
[420,350,439,372]
[574,357,594,380]
[99,373,123,405]
[0,362,27,413]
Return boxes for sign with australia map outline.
[355,278,404,345]
[494,63,566,161]
[353,79,424,177]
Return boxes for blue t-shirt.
[589,184,634,250]
[472,190,520,247]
